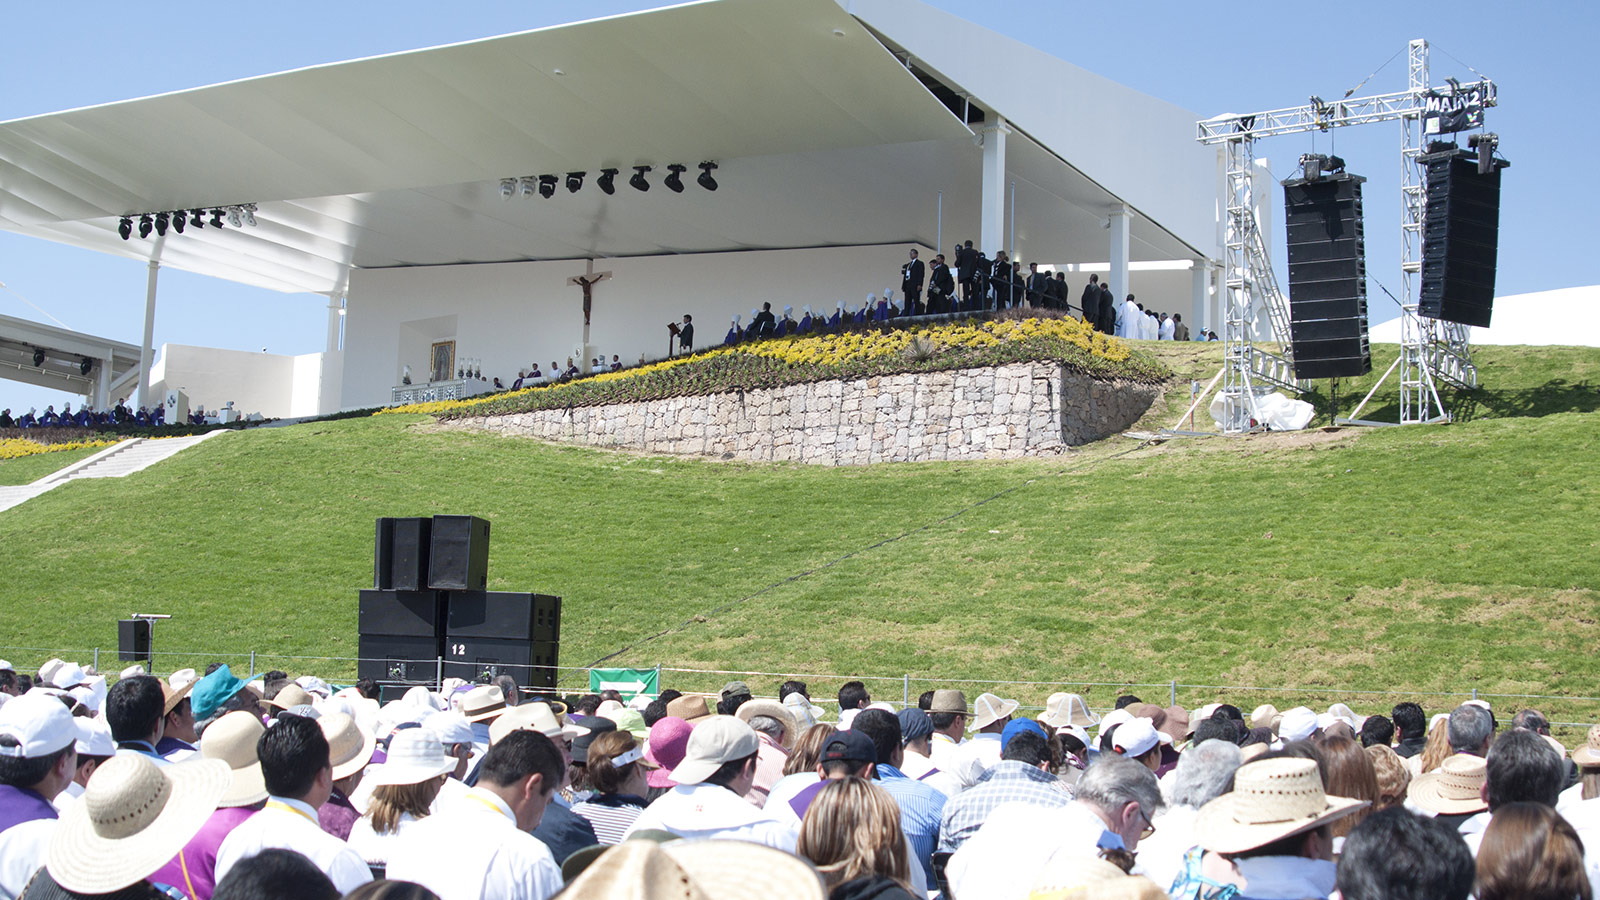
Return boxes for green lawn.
[0,446,102,485]
[2,343,1597,732]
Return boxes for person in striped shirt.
[570,731,653,844]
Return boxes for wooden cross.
[567,258,613,374]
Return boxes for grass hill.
[3,342,1597,729]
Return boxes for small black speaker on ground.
[375,517,433,591]
[446,592,561,642]
[118,618,151,662]
[428,515,490,591]
[1283,171,1372,379]
[1419,147,1508,328]
[442,637,558,688]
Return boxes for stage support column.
[95,348,112,408]
[979,118,1011,258]
[325,296,343,353]
[1191,261,1209,339]
[1108,205,1130,304]
[136,259,159,410]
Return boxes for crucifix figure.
[567,258,613,374]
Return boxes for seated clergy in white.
[385,729,565,900]
[213,713,373,893]
[625,715,797,850]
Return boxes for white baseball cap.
[423,711,475,748]
[0,692,77,758]
[1111,718,1168,758]
[74,717,115,757]
[1279,707,1320,742]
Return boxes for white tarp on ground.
[1210,391,1316,432]
[1369,285,1600,347]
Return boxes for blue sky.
[2,1,1592,413]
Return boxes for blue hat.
[190,664,248,721]
[1001,718,1048,751]
[897,708,933,745]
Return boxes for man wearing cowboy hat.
[0,693,79,899]
[925,690,967,782]
[735,698,796,805]
[950,692,1019,791]
[155,679,199,763]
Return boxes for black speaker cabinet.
[118,618,151,662]
[357,634,443,684]
[1283,172,1372,379]
[1419,148,1507,328]
[442,637,558,688]
[358,590,446,637]
[427,515,490,591]
[375,517,433,591]
[446,592,561,642]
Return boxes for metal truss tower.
[1197,40,1497,430]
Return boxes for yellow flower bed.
[381,315,1136,417]
[0,437,118,461]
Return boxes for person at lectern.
[678,314,694,353]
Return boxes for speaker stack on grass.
[360,515,561,691]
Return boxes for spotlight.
[118,217,133,240]
[538,175,558,199]
[519,176,537,198]
[566,172,585,193]
[243,206,257,227]
[500,178,517,200]
[80,358,93,376]
[664,164,687,193]
[210,209,224,228]
[32,348,45,367]
[191,209,205,229]
[697,161,718,191]
[597,168,618,195]
[171,211,185,234]
[630,166,652,192]
[227,207,243,228]
[139,215,153,238]
[154,212,169,236]
[1325,155,1346,173]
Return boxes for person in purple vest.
[0,692,79,897]
[148,711,267,900]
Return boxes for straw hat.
[782,692,825,729]
[489,702,589,745]
[928,690,968,716]
[1408,754,1489,815]
[118,665,147,681]
[162,679,194,717]
[461,685,508,722]
[1194,757,1368,854]
[367,727,456,787]
[319,713,377,781]
[167,668,198,691]
[265,684,315,712]
[1159,706,1190,745]
[735,699,798,749]
[666,694,713,722]
[1041,693,1099,729]
[45,754,230,894]
[199,711,268,807]
[37,659,67,686]
[1543,734,1570,759]
[560,837,825,900]
[1573,725,1600,767]
[1250,704,1283,734]
[971,693,1020,731]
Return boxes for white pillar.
[1191,262,1209,339]
[979,119,1011,256]
[95,349,112,408]
[325,296,343,354]
[136,260,159,410]
[1108,205,1130,305]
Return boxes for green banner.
[589,667,659,700]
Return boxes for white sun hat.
[367,728,457,788]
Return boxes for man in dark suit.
[1098,282,1117,334]
[1026,263,1053,309]
[1052,271,1070,313]
[1081,275,1102,329]
[752,302,777,337]
[901,249,926,317]
[928,253,955,315]
[678,314,694,353]
[955,241,979,310]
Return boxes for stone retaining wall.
[457,362,1161,465]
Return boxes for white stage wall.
[147,343,338,419]
[341,244,937,410]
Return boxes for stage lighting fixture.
[32,349,45,367]
[191,209,205,229]
[138,215,153,238]
[227,207,243,228]
[697,161,718,191]
[210,209,225,228]
[1326,155,1346,174]
[597,168,618,195]
[118,217,133,240]
[519,176,537,198]
[243,206,257,227]
[538,175,558,198]
[630,166,652,192]
[500,178,517,200]
[80,358,93,376]
[171,211,185,234]
[154,212,169,236]
[566,172,585,193]
[664,164,687,193]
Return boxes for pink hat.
[645,716,693,789]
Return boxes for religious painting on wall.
[430,340,456,384]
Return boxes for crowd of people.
[0,400,260,432]
[2,657,1590,900]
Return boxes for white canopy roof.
[0,0,1214,296]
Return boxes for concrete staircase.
[0,430,230,514]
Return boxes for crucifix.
[567,258,613,374]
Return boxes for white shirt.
[1160,318,1176,340]
[1135,804,1199,893]
[948,801,1116,900]
[347,811,423,865]
[0,818,53,900]
[1119,300,1141,339]
[950,732,1004,790]
[215,796,373,893]
[386,786,562,900]
[52,781,84,813]
[763,773,821,826]
[628,783,797,850]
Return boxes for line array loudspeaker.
[1283,172,1372,379]
[1419,148,1507,328]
